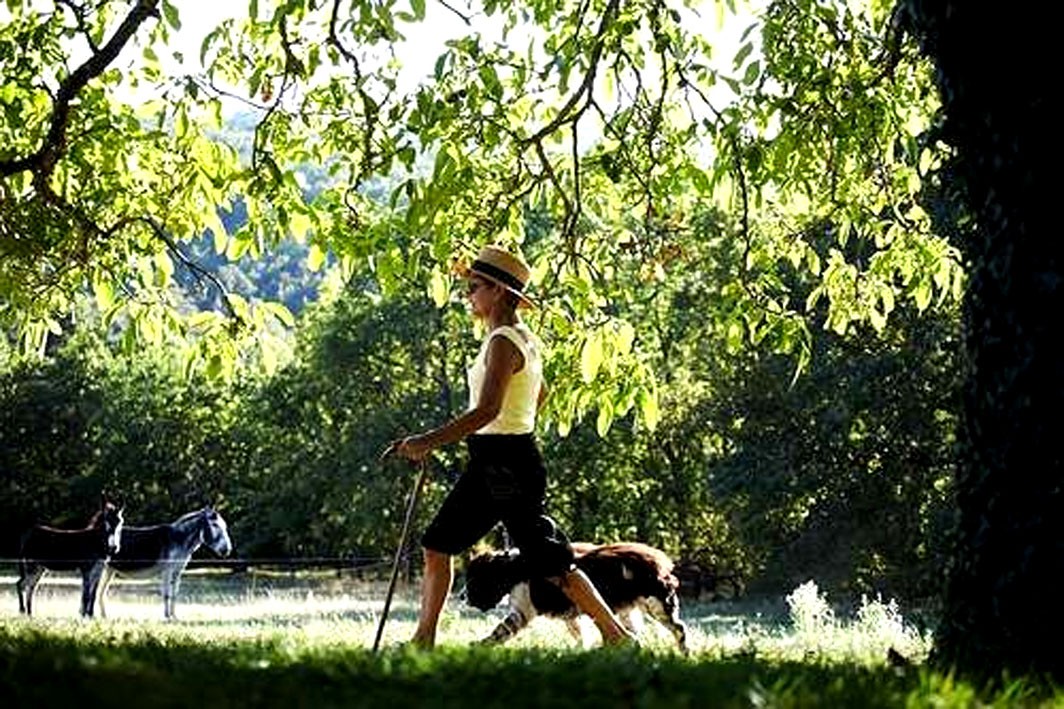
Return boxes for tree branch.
[520,0,619,147]
[0,0,160,181]
[57,0,101,54]
[435,0,473,25]
[138,217,240,323]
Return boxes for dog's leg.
[481,608,529,644]
[619,605,645,636]
[644,592,689,654]
[481,584,535,644]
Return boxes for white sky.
[165,0,762,109]
[2,1,762,132]
[3,0,763,96]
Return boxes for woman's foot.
[558,568,639,648]
[407,632,435,649]
[602,628,639,647]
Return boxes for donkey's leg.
[81,562,106,617]
[21,566,46,616]
[17,563,44,615]
[97,566,115,619]
[160,563,174,619]
[16,561,28,614]
[162,561,189,620]
[169,560,193,620]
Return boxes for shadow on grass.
[2,625,1054,709]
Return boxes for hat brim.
[458,262,537,308]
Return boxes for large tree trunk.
[901,2,1060,677]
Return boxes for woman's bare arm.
[394,336,522,460]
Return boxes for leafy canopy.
[0,0,960,432]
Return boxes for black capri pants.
[421,433,574,578]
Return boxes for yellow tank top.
[467,324,543,434]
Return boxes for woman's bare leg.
[557,568,636,646]
[411,548,453,648]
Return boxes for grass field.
[1,569,1060,707]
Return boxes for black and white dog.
[463,541,688,652]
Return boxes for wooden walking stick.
[373,449,429,653]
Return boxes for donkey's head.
[98,494,125,556]
[201,507,232,557]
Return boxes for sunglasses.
[467,279,493,295]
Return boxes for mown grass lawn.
[1,570,1060,707]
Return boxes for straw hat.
[462,244,536,308]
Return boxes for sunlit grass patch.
[773,579,932,664]
[3,570,931,662]
[1,574,1061,708]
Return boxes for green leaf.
[733,41,753,69]
[263,301,295,328]
[307,244,327,272]
[175,105,189,140]
[227,235,251,261]
[206,354,223,379]
[616,321,635,356]
[869,308,887,332]
[162,0,181,30]
[580,332,604,384]
[429,268,449,308]
[742,60,760,85]
[596,400,614,437]
[556,413,572,438]
[725,320,744,354]
[92,277,114,310]
[639,388,660,431]
[212,220,228,255]
[260,339,278,374]
[478,64,502,100]
[225,293,251,322]
[154,251,174,287]
[914,280,932,311]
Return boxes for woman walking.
[391,244,635,649]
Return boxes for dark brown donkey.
[16,495,125,617]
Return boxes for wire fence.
[0,555,401,578]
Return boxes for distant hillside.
[170,110,423,316]
[174,111,329,316]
